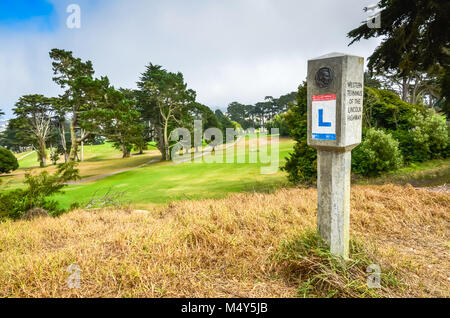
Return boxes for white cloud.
[0,0,381,117]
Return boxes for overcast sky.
[0,0,381,118]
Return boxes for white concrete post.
[307,53,364,258]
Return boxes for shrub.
[0,147,19,174]
[392,110,449,162]
[266,113,290,136]
[352,128,403,176]
[0,162,80,220]
[363,88,423,131]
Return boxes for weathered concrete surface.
[317,150,351,258]
[307,53,364,259]
[307,53,364,152]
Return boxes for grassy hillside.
[355,158,450,187]
[0,184,448,298]
[53,137,294,209]
[0,143,160,191]
[14,143,157,169]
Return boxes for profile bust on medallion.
[315,67,334,88]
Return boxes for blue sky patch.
[0,0,55,30]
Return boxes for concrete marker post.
[307,53,364,259]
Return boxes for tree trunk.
[164,144,169,160]
[80,140,84,161]
[80,129,86,162]
[59,120,68,163]
[155,125,165,160]
[37,138,47,167]
[164,119,170,160]
[69,120,78,161]
[401,77,410,102]
[121,141,131,158]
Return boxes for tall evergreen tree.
[88,86,144,158]
[137,64,196,160]
[215,110,235,138]
[49,49,96,161]
[348,0,450,115]
[13,95,54,167]
[282,83,317,184]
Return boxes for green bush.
[392,110,449,162]
[0,162,80,220]
[363,87,423,131]
[0,147,19,174]
[352,128,403,176]
[266,113,290,136]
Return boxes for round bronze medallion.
[315,67,334,88]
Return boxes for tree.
[13,95,54,167]
[191,103,221,152]
[193,103,220,131]
[348,0,450,115]
[49,49,96,161]
[364,72,382,89]
[0,118,33,152]
[215,110,235,138]
[282,83,317,184]
[0,147,19,174]
[49,97,70,162]
[274,92,297,114]
[264,96,277,121]
[227,102,248,128]
[362,87,424,130]
[137,64,196,160]
[89,86,144,158]
[254,102,266,127]
[266,113,290,137]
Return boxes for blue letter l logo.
[318,109,331,127]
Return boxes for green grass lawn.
[354,158,450,187]
[15,143,151,169]
[15,151,39,168]
[0,143,159,191]
[53,138,295,209]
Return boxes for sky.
[0,0,381,118]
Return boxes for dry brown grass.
[0,184,448,298]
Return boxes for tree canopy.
[13,94,54,167]
[137,63,197,160]
[348,0,450,115]
[0,147,19,174]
